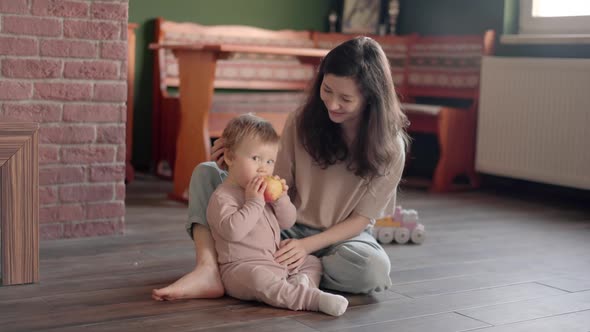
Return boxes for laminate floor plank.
[335,312,489,332]
[458,290,590,325]
[468,309,590,332]
[292,283,565,331]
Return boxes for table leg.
[170,50,218,201]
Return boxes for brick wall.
[0,0,128,239]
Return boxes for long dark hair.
[297,36,409,179]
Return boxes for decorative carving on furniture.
[402,30,496,192]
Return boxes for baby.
[206,114,348,316]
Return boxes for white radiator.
[476,56,590,190]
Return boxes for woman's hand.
[274,238,308,270]
[211,138,226,169]
[245,176,266,202]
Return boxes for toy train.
[371,206,425,244]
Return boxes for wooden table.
[149,43,328,201]
[126,23,138,183]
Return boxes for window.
[532,0,590,17]
[520,0,590,34]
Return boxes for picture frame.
[341,0,381,34]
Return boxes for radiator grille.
[476,56,590,190]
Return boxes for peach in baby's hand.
[263,176,284,202]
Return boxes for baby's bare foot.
[152,265,224,301]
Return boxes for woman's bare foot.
[152,264,224,301]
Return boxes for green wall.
[128,0,333,170]
[397,0,504,35]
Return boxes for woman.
[153,36,408,301]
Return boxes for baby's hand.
[245,176,266,202]
[272,175,289,197]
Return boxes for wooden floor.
[1,175,590,332]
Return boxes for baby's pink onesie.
[206,182,324,311]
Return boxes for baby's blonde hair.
[222,114,280,155]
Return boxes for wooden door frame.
[0,122,39,286]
